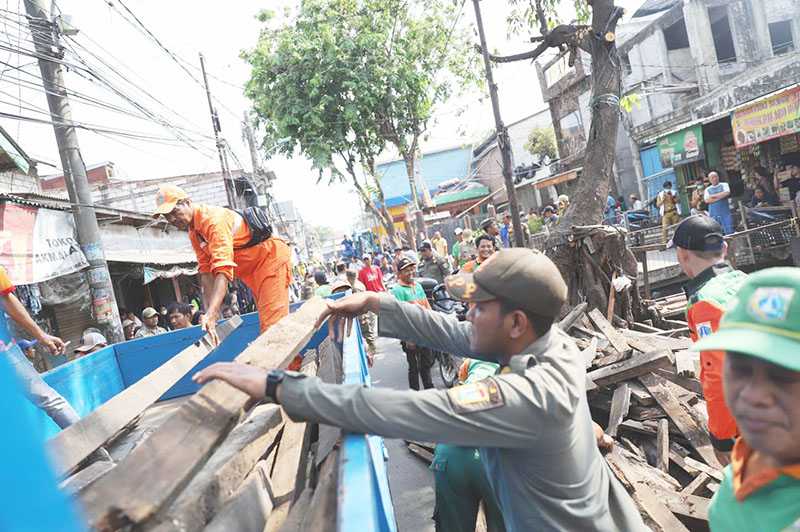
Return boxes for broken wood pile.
[56,298,341,532]
[644,292,689,325]
[564,304,718,532]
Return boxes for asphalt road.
[370,335,446,532]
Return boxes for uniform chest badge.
[447,378,505,414]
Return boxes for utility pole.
[472,0,524,247]
[24,0,123,342]
[199,53,236,209]
[242,112,268,201]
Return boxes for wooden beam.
[656,489,710,521]
[204,462,275,532]
[587,349,673,388]
[558,302,588,331]
[606,383,631,437]
[683,457,723,482]
[50,316,242,477]
[587,308,632,356]
[79,298,329,532]
[151,404,283,532]
[657,419,670,472]
[681,472,711,495]
[581,337,598,369]
[639,373,721,469]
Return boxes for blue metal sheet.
[0,313,83,532]
[338,321,397,532]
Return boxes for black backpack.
[233,206,273,249]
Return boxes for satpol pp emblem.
[748,287,795,322]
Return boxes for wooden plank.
[639,372,721,469]
[683,457,723,482]
[656,489,710,521]
[80,297,329,532]
[655,368,703,396]
[204,462,275,532]
[558,302,588,331]
[604,449,690,532]
[59,460,115,497]
[657,419,669,472]
[587,308,632,356]
[675,350,698,377]
[265,365,317,532]
[587,349,673,388]
[151,405,283,532]
[681,472,711,495]
[50,316,242,477]
[294,450,338,532]
[581,337,598,368]
[606,383,631,437]
[628,382,655,406]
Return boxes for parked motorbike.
[417,277,466,387]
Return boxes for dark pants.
[402,342,434,390]
[431,444,506,532]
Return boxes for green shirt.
[710,466,800,532]
[527,217,543,234]
[315,284,332,298]
[390,282,427,305]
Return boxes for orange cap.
[153,184,188,216]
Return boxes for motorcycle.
[417,277,467,387]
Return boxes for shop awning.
[100,222,196,266]
[104,249,197,265]
[534,167,581,189]
[0,126,31,174]
[143,265,198,284]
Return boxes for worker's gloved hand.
[37,333,65,356]
[316,292,381,340]
[201,312,220,346]
[193,362,268,400]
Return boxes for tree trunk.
[402,152,426,245]
[546,0,630,318]
[351,173,399,245]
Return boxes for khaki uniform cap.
[445,248,567,318]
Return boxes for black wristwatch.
[265,369,286,403]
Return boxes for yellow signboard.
[732,85,800,148]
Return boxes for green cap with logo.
[693,267,800,371]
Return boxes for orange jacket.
[684,264,748,450]
[188,204,290,282]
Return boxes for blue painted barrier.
[338,320,398,532]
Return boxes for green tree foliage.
[524,126,557,162]
[243,0,478,241]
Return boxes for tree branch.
[482,24,590,64]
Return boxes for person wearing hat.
[452,228,476,269]
[74,331,108,357]
[692,268,800,531]
[313,270,332,298]
[479,217,504,250]
[193,248,645,531]
[671,214,749,465]
[418,241,452,285]
[657,180,681,243]
[461,234,496,273]
[135,307,167,338]
[391,256,436,390]
[122,319,137,341]
[542,205,559,227]
[153,184,292,344]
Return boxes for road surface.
[370,335,446,532]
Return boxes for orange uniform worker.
[154,185,291,342]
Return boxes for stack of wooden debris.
[54,298,340,532]
[403,302,715,532]
[644,293,691,330]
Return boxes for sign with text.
[658,125,704,167]
[0,203,88,285]
[732,85,800,148]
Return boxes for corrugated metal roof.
[435,185,490,206]
[376,146,473,207]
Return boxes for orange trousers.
[235,238,292,333]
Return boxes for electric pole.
[472,0,524,247]
[199,53,236,209]
[24,0,123,342]
[242,112,267,200]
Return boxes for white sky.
[0,0,644,234]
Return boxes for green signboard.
[657,124,704,167]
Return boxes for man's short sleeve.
[0,266,15,295]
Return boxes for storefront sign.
[732,85,800,148]
[658,125,704,167]
[0,203,89,284]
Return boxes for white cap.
[454,227,463,235]
[75,331,108,353]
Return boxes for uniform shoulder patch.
[446,378,505,414]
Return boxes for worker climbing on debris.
[154,185,291,343]
[193,248,646,531]
[692,268,800,531]
[670,215,748,465]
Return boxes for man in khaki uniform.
[193,249,645,532]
